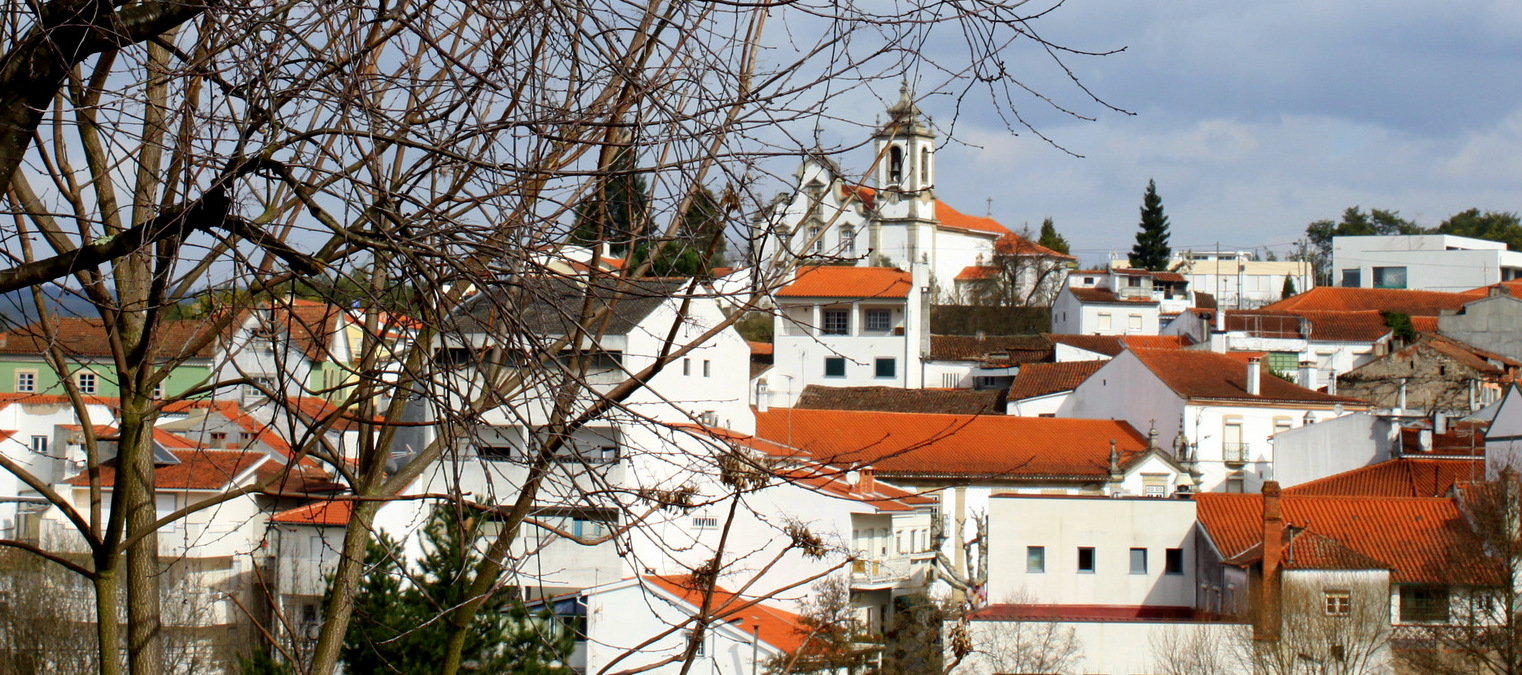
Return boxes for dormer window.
[889,146,903,183]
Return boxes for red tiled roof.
[0,317,218,359]
[1195,493,1481,584]
[935,201,1014,237]
[255,460,345,495]
[1226,530,1392,572]
[969,604,1201,622]
[1122,335,1191,350]
[271,499,354,526]
[747,341,774,357]
[1067,287,1158,305]
[1261,287,1473,316]
[644,576,810,653]
[1399,419,1488,457]
[955,266,997,281]
[1151,271,1187,283]
[68,448,266,490]
[794,385,1006,415]
[754,408,1148,481]
[1461,280,1522,297]
[928,334,1052,362]
[1129,348,1366,405]
[1285,459,1484,497]
[1007,360,1106,400]
[1042,333,1125,357]
[777,266,911,299]
[842,184,875,209]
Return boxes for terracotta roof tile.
[1067,287,1158,305]
[1195,493,1481,584]
[68,448,266,490]
[777,266,911,299]
[754,408,1149,481]
[1007,360,1106,400]
[954,266,997,281]
[271,500,354,526]
[747,341,774,357]
[1262,287,1473,316]
[1398,419,1488,457]
[1285,458,1484,497]
[928,334,1052,362]
[0,317,218,359]
[1042,333,1125,356]
[794,385,1006,415]
[1225,530,1392,572]
[644,575,810,653]
[935,201,1014,237]
[1129,348,1366,405]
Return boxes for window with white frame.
[841,225,856,256]
[1097,312,1112,331]
[75,372,96,395]
[823,309,849,335]
[1324,589,1351,616]
[30,435,48,455]
[1128,314,1142,331]
[864,308,891,332]
[15,370,35,393]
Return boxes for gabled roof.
[928,334,1052,362]
[1067,287,1158,305]
[1040,333,1189,358]
[1284,458,1483,497]
[68,448,266,491]
[753,408,1149,481]
[453,277,687,338]
[747,341,774,357]
[1262,287,1473,316]
[1398,419,1488,457]
[1128,348,1365,405]
[271,499,354,526]
[643,576,809,653]
[935,201,1014,237]
[777,266,911,299]
[0,317,218,360]
[1194,493,1481,584]
[1461,280,1522,297]
[794,385,1006,415]
[954,266,997,281]
[1225,530,1392,572]
[1007,360,1107,400]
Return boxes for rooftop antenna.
[986,197,993,218]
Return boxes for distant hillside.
[0,285,106,325]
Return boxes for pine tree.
[571,146,650,254]
[630,185,729,277]
[1036,217,1070,255]
[1128,179,1172,271]
[335,507,576,674]
[1281,276,1297,300]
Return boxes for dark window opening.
[1165,548,1185,575]
[1077,547,1095,573]
[824,357,846,378]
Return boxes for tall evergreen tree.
[1281,275,1297,300]
[1128,179,1172,271]
[334,507,576,674]
[630,185,730,276]
[1036,217,1070,255]
[571,146,650,254]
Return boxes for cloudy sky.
[785,0,1522,266]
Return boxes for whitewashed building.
[1333,233,1522,292]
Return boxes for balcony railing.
[850,555,933,587]
[1222,442,1249,467]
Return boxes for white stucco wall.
[1273,412,1394,487]
[1333,234,1522,292]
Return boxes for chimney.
[1215,309,1227,333]
[1259,481,1284,640]
[1246,357,1262,396]
[1419,429,1433,453]
[1326,370,1338,396]
[1297,361,1317,391]
[756,381,769,413]
[1434,411,1447,435]
[858,466,876,494]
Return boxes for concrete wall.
[958,616,1247,675]
[1050,287,1160,336]
[1273,412,1394,487]
[1439,294,1522,362]
[582,580,788,675]
[986,495,1198,607]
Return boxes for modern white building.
[1166,252,1315,310]
[1050,275,1164,336]
[1332,234,1522,292]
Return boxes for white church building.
[750,85,1063,299]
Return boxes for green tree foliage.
[878,595,946,675]
[335,507,575,674]
[1036,217,1070,255]
[1436,209,1522,251]
[572,146,650,254]
[237,650,294,675]
[765,577,873,674]
[1281,275,1297,300]
[625,185,731,277]
[1380,310,1417,341]
[1128,179,1172,271]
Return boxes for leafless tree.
[962,231,1072,308]
[0,0,1126,673]
[951,594,1083,675]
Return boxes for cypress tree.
[1128,179,1172,271]
[1036,217,1070,255]
[571,146,650,254]
[1281,275,1297,300]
